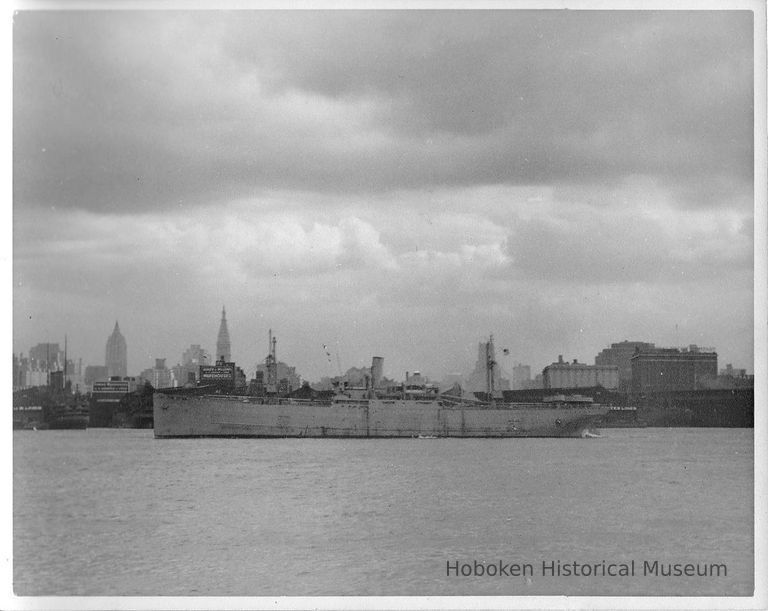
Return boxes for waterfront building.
[29,343,62,370]
[216,307,231,363]
[12,353,43,390]
[12,354,23,390]
[84,365,109,390]
[15,347,84,391]
[182,344,209,369]
[172,344,210,386]
[64,358,84,393]
[15,347,61,389]
[170,364,194,387]
[139,358,172,389]
[49,370,66,391]
[630,345,717,392]
[12,354,36,390]
[720,363,747,378]
[90,377,139,427]
[199,358,247,392]
[595,340,656,391]
[696,371,754,390]
[21,366,49,389]
[543,355,619,390]
[512,364,532,390]
[105,322,128,378]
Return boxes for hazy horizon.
[13,10,756,383]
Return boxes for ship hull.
[153,393,608,438]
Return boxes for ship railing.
[474,401,609,410]
[277,398,335,406]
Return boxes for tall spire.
[105,321,128,378]
[216,306,231,363]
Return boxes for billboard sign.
[200,364,235,383]
[93,381,130,393]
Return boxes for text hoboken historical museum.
[445,559,728,578]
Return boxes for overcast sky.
[12,9,757,383]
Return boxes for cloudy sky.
[12,9,757,383]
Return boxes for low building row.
[524,342,744,393]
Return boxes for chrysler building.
[216,307,231,363]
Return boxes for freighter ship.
[154,336,610,438]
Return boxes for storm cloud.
[12,9,757,380]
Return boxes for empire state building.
[105,321,128,378]
[216,307,231,363]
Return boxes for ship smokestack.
[371,356,383,390]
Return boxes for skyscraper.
[29,343,62,370]
[512,363,532,390]
[630,346,717,392]
[465,339,510,393]
[595,340,655,391]
[105,321,128,378]
[216,307,231,363]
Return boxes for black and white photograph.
[7,2,766,609]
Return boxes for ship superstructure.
[154,334,610,438]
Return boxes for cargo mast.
[266,329,278,394]
[486,335,496,407]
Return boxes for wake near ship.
[154,335,610,438]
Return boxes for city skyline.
[12,318,743,388]
[12,10,757,384]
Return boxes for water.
[13,428,753,597]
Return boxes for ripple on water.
[13,428,754,596]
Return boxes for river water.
[13,428,753,597]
